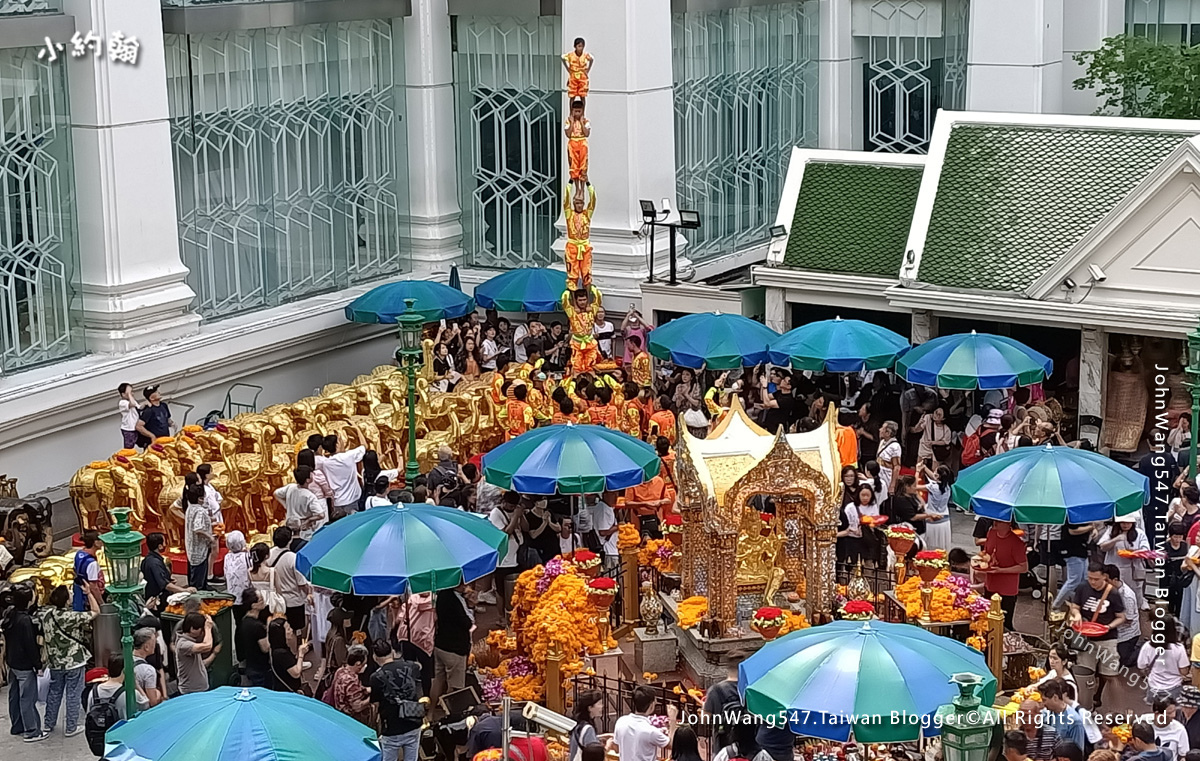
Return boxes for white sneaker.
[478,590,498,605]
[23,732,48,743]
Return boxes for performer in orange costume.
[586,386,617,428]
[564,183,596,290]
[506,383,535,440]
[562,286,602,375]
[552,396,579,425]
[628,334,652,388]
[562,37,594,101]
[618,382,645,438]
[564,99,590,198]
[528,373,552,423]
[647,394,677,445]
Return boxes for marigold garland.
[779,611,810,635]
[677,596,708,629]
[895,569,989,623]
[617,523,641,550]
[638,538,676,573]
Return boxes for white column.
[1079,326,1105,425]
[1061,0,1123,115]
[63,0,199,353]
[966,0,1064,114]
[558,0,684,309]
[765,287,788,334]
[911,310,937,344]
[818,0,861,149]
[402,0,463,274]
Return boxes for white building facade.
[0,0,1187,493]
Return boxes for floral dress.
[331,665,370,725]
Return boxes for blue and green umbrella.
[740,620,996,743]
[648,312,779,370]
[768,318,910,373]
[952,443,1149,524]
[345,279,475,324]
[104,687,379,761]
[895,331,1052,390]
[474,267,565,313]
[297,502,508,595]
[481,423,660,494]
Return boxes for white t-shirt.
[559,533,580,555]
[1138,642,1190,693]
[512,324,530,363]
[613,714,669,761]
[1138,715,1191,759]
[592,501,618,557]
[315,447,366,507]
[481,338,499,370]
[119,399,140,431]
[204,483,224,524]
[489,507,522,568]
[267,547,310,608]
[365,496,392,509]
[593,320,615,357]
[877,439,902,494]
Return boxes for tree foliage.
[1073,34,1200,119]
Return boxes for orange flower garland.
[677,596,708,629]
[617,523,641,550]
[779,610,811,635]
[638,538,675,573]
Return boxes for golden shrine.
[66,341,511,544]
[674,397,840,636]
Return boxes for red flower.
[588,577,617,591]
[915,550,946,561]
[665,515,683,527]
[842,600,875,615]
[573,550,597,562]
[760,513,773,523]
[755,606,783,619]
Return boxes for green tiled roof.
[919,123,1194,292]
[782,161,922,277]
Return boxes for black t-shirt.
[973,518,993,541]
[763,392,795,433]
[141,552,173,610]
[1071,583,1125,640]
[139,403,171,441]
[526,511,561,562]
[1167,541,1190,588]
[703,679,742,744]
[371,660,423,736]
[271,648,301,692]
[236,615,270,675]
[889,495,924,534]
[467,714,505,756]
[1058,523,1090,559]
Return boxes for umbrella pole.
[502,695,512,761]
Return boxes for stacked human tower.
[560,37,604,377]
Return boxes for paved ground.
[0,509,1153,760]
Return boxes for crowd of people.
[7,310,1200,761]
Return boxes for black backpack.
[84,684,124,756]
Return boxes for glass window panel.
[452,15,562,270]
[166,20,408,321]
[671,2,819,262]
[0,45,82,373]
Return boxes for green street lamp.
[1187,327,1200,482]
[934,673,1001,761]
[394,297,424,486]
[99,507,145,720]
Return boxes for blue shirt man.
[1041,680,1085,750]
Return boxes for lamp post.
[394,297,424,486]
[1187,327,1200,481]
[99,507,145,720]
[934,673,1001,761]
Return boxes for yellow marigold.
[643,672,658,682]
[677,596,708,629]
[779,611,810,635]
[617,523,641,550]
[966,635,985,651]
